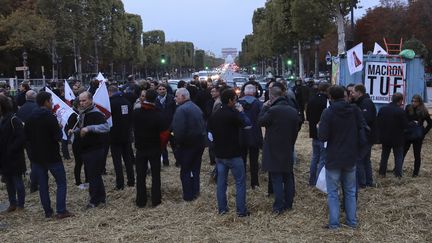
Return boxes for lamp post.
[314,36,321,79]
[22,51,28,80]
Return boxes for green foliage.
[403,37,428,58]
[0,8,55,51]
[143,30,165,47]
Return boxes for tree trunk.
[77,45,82,81]
[336,9,346,54]
[298,41,304,80]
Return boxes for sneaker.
[79,183,89,190]
[85,203,97,209]
[323,224,339,230]
[56,210,74,219]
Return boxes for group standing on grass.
[0,77,430,230]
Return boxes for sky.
[122,0,382,57]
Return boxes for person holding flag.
[71,91,110,209]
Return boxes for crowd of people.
[0,75,430,229]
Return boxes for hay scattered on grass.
[0,123,432,242]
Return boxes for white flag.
[96,72,106,82]
[93,81,112,127]
[64,80,76,107]
[46,87,78,140]
[373,42,388,55]
[347,43,364,75]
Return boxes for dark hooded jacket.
[0,113,26,176]
[355,93,378,144]
[25,107,63,166]
[238,95,263,148]
[258,97,300,173]
[318,99,360,169]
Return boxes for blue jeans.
[270,171,295,212]
[216,157,247,215]
[178,146,204,201]
[357,144,373,187]
[32,162,67,216]
[326,166,357,228]
[309,139,326,185]
[379,145,404,177]
[5,175,25,208]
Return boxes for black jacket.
[155,93,176,130]
[16,100,38,123]
[318,99,360,170]
[75,105,110,153]
[208,105,251,159]
[405,104,432,138]
[377,102,409,146]
[109,92,132,144]
[306,92,328,139]
[258,97,299,173]
[355,94,378,144]
[25,107,63,166]
[15,91,27,107]
[0,113,26,176]
[133,103,164,153]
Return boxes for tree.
[316,0,359,54]
[403,37,428,58]
[0,8,55,51]
[143,30,165,47]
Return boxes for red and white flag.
[93,81,112,127]
[64,80,76,107]
[46,87,78,140]
[347,43,363,75]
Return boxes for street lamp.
[314,36,321,78]
[22,51,28,80]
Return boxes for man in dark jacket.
[306,82,330,186]
[73,91,110,208]
[108,85,134,190]
[0,94,26,212]
[377,92,409,177]
[208,88,252,217]
[16,90,38,123]
[352,84,377,187]
[156,83,176,166]
[258,86,300,215]
[238,84,263,189]
[318,85,359,229]
[133,89,166,207]
[25,91,73,219]
[16,90,38,192]
[172,88,206,202]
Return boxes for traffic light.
[205,66,209,70]
[287,59,293,66]
[160,54,166,64]
[252,66,256,71]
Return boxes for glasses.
[412,100,419,103]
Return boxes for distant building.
[222,48,238,59]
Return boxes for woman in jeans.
[0,94,26,212]
[403,95,432,177]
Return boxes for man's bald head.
[25,90,37,101]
